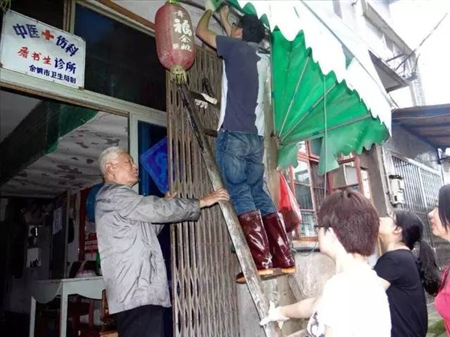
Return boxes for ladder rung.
[203,128,218,138]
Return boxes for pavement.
[427,305,447,337]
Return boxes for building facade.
[0,1,447,337]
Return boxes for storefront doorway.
[0,1,168,334]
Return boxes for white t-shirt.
[307,264,391,337]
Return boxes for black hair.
[438,184,450,231]
[394,210,441,296]
[240,14,265,43]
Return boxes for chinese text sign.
[0,10,86,88]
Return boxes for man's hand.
[220,5,230,19]
[164,190,177,199]
[219,4,232,36]
[165,182,180,199]
[205,0,222,12]
[200,188,229,208]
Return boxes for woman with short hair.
[429,184,450,334]
[375,210,440,337]
[260,190,391,337]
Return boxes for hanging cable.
[395,11,449,72]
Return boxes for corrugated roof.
[0,112,127,198]
[392,103,450,150]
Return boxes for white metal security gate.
[167,48,240,337]
[391,155,450,268]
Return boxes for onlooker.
[429,184,450,334]
[95,147,229,337]
[260,190,391,337]
[196,2,295,283]
[375,210,440,337]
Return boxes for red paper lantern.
[155,1,195,83]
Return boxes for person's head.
[99,147,138,186]
[317,190,379,259]
[233,14,265,43]
[381,210,441,296]
[379,211,424,249]
[429,184,450,238]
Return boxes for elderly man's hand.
[200,188,229,208]
[164,190,177,199]
[165,182,180,199]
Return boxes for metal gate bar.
[392,155,450,268]
[167,48,240,337]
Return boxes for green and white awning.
[228,0,392,173]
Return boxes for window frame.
[286,142,324,241]
[70,0,155,36]
[288,157,317,241]
[286,142,365,241]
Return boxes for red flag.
[278,172,302,233]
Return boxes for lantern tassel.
[170,65,188,84]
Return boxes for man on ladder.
[196,1,295,283]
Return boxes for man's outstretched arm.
[196,9,217,49]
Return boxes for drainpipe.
[378,145,394,216]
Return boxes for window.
[74,5,166,111]
[0,0,64,37]
[292,160,316,238]
[285,142,368,241]
[286,142,328,241]
[361,168,372,200]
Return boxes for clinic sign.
[0,10,85,88]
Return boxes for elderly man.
[95,146,229,337]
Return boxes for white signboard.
[0,10,86,88]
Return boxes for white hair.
[98,147,126,175]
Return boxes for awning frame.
[228,0,393,173]
[392,103,450,150]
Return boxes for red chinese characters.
[32,52,41,61]
[155,1,195,83]
[43,56,51,65]
[17,46,29,58]
[17,46,51,65]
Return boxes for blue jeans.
[216,130,277,216]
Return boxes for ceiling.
[0,112,128,198]
[0,90,41,142]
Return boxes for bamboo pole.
[178,83,282,337]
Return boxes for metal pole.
[178,83,283,337]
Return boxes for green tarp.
[228,0,392,173]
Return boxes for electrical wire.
[395,11,449,72]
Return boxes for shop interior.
[0,87,171,336]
